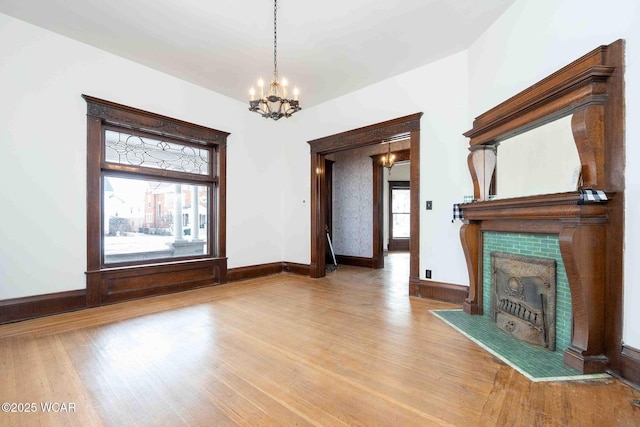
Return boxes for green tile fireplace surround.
[432,232,598,381]
[482,232,572,353]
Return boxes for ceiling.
[0,0,516,108]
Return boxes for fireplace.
[458,41,624,375]
[491,251,556,351]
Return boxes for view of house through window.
[103,176,209,264]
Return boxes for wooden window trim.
[83,95,229,306]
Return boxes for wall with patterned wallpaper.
[332,147,374,257]
[330,142,409,258]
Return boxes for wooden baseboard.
[227,262,283,282]
[335,255,376,268]
[0,261,309,325]
[410,280,468,304]
[0,290,87,324]
[388,239,410,251]
[282,262,311,276]
[227,261,311,282]
[616,345,640,389]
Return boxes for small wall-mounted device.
[426,201,433,210]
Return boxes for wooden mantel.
[459,40,625,375]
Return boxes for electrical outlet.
[425,269,432,279]
[426,201,433,210]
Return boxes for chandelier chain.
[273,0,278,81]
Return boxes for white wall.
[467,0,640,347]
[288,51,471,286]
[0,13,287,299]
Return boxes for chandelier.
[382,143,395,171]
[249,0,301,120]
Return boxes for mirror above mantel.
[493,114,581,200]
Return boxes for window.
[388,181,410,251]
[102,127,213,265]
[84,95,229,305]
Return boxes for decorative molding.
[463,45,615,146]
[308,113,422,154]
[461,192,611,222]
[0,290,87,324]
[83,95,229,146]
[410,280,468,304]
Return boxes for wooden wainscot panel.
[89,259,225,305]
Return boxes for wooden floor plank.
[0,253,638,426]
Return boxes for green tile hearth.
[431,309,609,382]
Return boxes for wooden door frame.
[371,150,411,267]
[308,113,423,289]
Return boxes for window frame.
[84,95,229,306]
[388,180,410,251]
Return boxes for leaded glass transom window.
[105,129,210,175]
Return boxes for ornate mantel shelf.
[460,192,612,222]
[459,40,625,376]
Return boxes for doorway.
[388,178,410,252]
[308,113,423,294]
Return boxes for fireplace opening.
[491,251,557,351]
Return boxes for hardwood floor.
[1,253,638,426]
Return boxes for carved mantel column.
[460,221,481,314]
[559,219,608,373]
[572,105,606,189]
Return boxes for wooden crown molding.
[308,113,422,154]
[82,95,229,146]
